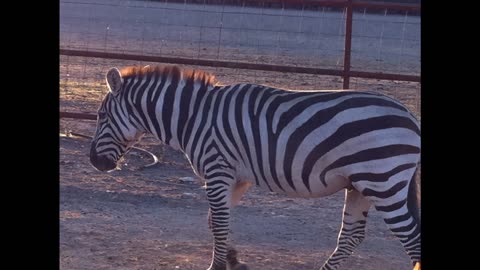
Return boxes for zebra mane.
[119,64,217,87]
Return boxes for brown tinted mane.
[119,64,217,86]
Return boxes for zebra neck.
[126,74,216,152]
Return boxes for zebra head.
[90,68,145,172]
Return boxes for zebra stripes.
[90,65,421,270]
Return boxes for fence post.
[343,0,353,89]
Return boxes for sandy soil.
[60,127,413,270]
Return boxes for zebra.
[89,64,421,270]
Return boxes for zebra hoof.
[226,248,250,270]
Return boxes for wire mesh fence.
[60,0,420,119]
[350,6,420,75]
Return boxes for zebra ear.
[106,68,123,93]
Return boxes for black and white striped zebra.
[90,65,421,270]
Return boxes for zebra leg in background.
[207,181,252,270]
[320,188,371,270]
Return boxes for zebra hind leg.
[320,188,371,270]
[358,167,421,270]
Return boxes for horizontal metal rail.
[207,1,421,12]
[60,49,420,82]
[60,111,97,120]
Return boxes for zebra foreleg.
[207,181,251,270]
[227,181,251,270]
[226,248,249,270]
[208,181,252,229]
[320,188,371,270]
[205,177,232,270]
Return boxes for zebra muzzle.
[90,146,117,172]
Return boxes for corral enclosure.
[60,0,420,269]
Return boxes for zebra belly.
[245,169,350,199]
[281,174,349,198]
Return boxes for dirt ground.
[60,128,413,270]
